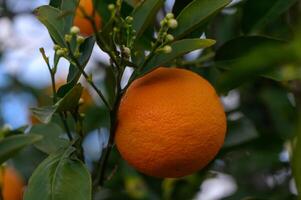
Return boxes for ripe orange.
[0,167,24,200]
[74,0,102,36]
[115,67,226,178]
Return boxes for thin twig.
[66,43,112,110]
[79,7,120,68]
[40,48,73,140]
[92,92,122,188]
[59,112,73,141]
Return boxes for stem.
[80,8,120,68]
[51,67,73,141]
[92,92,122,188]
[71,111,85,161]
[59,112,73,141]
[66,43,112,110]
[40,48,73,141]
[81,4,135,189]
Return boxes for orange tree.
[1,0,301,199]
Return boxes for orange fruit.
[74,0,102,36]
[115,67,226,178]
[1,167,24,200]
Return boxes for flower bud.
[53,44,61,51]
[74,51,81,58]
[113,27,120,32]
[123,46,131,56]
[160,19,167,26]
[166,13,174,19]
[108,4,115,11]
[166,34,174,42]
[64,34,72,42]
[70,26,80,34]
[167,19,178,29]
[125,16,133,23]
[77,36,85,44]
[56,49,65,56]
[162,45,172,54]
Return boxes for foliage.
[0,0,301,199]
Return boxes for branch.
[66,43,112,110]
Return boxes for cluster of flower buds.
[54,26,84,58]
[155,13,178,54]
[107,2,136,60]
[161,13,178,29]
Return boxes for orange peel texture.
[74,0,102,36]
[1,167,24,200]
[115,67,227,178]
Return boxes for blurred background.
[0,0,300,199]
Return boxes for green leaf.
[24,147,92,200]
[292,112,301,196]
[264,64,301,82]
[60,0,78,34]
[31,84,83,123]
[35,1,78,46]
[132,0,164,37]
[242,0,298,33]
[215,36,301,84]
[0,135,42,164]
[215,36,285,61]
[56,83,83,112]
[260,87,297,139]
[172,0,193,17]
[50,0,62,8]
[57,36,95,97]
[141,38,215,76]
[29,123,69,154]
[34,5,66,47]
[0,125,27,138]
[31,105,58,124]
[170,0,230,39]
[216,43,298,93]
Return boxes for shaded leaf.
[242,0,298,33]
[292,112,301,196]
[56,83,83,112]
[34,5,66,46]
[24,147,92,200]
[58,36,95,97]
[132,0,164,37]
[60,0,78,34]
[170,0,230,39]
[49,0,62,8]
[172,0,193,17]
[31,105,58,124]
[141,38,215,76]
[0,135,42,164]
[31,84,83,123]
[216,43,298,93]
[215,36,285,61]
[260,87,297,139]
[30,123,69,154]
